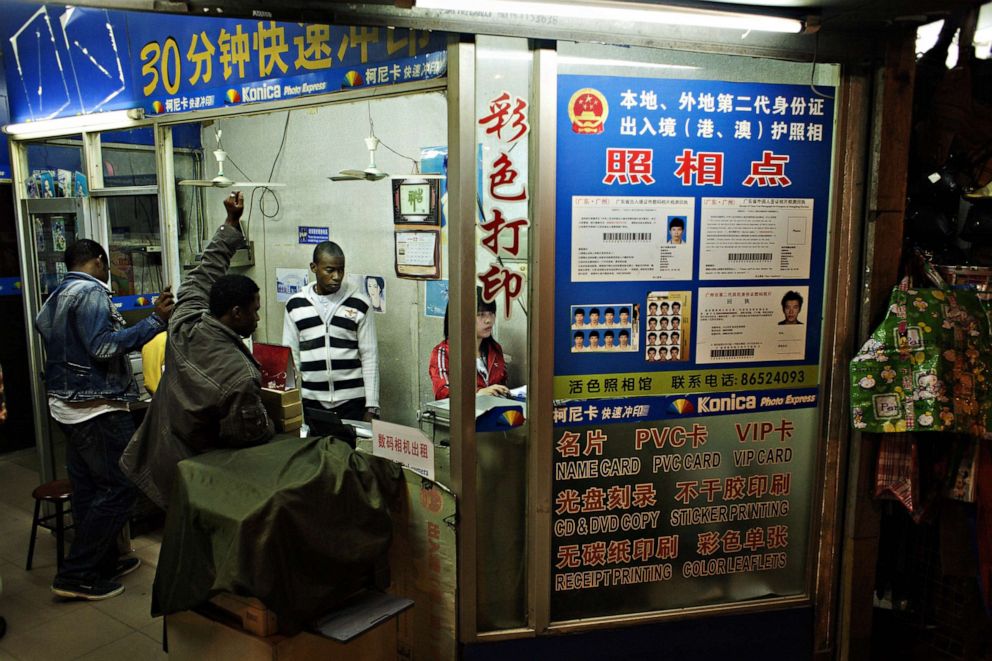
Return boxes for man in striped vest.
[282,241,380,439]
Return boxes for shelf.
[89,185,158,197]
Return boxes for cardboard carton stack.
[261,387,304,433]
[253,342,303,434]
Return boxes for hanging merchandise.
[874,435,921,517]
[947,434,980,502]
[849,266,992,435]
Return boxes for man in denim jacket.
[121,191,274,510]
[36,238,175,600]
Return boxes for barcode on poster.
[710,348,755,358]
[603,232,652,242]
[728,253,773,261]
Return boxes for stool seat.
[26,479,73,572]
[32,479,72,502]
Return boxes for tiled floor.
[0,450,166,661]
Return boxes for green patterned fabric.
[850,285,992,434]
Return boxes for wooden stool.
[26,479,73,571]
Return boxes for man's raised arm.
[173,191,247,321]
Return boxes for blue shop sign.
[2,4,447,124]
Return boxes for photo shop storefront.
[5,4,873,659]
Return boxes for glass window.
[549,41,840,623]
[25,138,84,301]
[474,35,532,632]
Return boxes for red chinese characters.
[479,209,527,257]
[488,153,527,201]
[478,91,530,318]
[743,150,792,187]
[376,433,430,459]
[603,148,655,185]
[673,149,723,186]
[478,264,524,317]
[478,91,529,143]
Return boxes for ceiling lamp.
[413,0,805,34]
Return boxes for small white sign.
[371,420,435,481]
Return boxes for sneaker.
[51,578,124,601]
[109,557,141,581]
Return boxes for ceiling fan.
[179,130,286,189]
[329,135,389,182]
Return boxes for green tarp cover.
[152,434,403,632]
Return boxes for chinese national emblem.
[568,88,609,134]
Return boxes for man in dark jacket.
[37,238,175,600]
[121,191,273,509]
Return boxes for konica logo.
[696,394,757,413]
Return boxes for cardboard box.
[261,388,302,422]
[261,387,301,408]
[282,400,303,420]
[167,609,396,661]
[276,414,303,433]
[209,593,278,637]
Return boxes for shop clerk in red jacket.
[429,295,509,400]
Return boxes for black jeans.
[302,398,364,447]
[57,411,137,582]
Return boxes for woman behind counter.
[429,294,509,399]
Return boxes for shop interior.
[10,56,535,641]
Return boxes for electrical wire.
[809,29,835,100]
[367,102,421,173]
[223,110,291,241]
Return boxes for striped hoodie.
[282,282,379,409]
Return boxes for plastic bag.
[850,276,992,435]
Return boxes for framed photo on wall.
[392,177,441,225]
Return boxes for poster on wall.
[361,274,387,313]
[275,267,309,302]
[425,279,448,318]
[552,74,834,621]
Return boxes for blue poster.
[554,75,835,399]
[550,75,836,621]
[298,226,329,244]
[2,4,448,123]
[425,279,448,318]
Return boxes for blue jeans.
[57,411,137,582]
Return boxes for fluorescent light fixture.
[414,0,805,34]
[558,56,699,71]
[4,108,146,139]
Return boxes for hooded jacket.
[121,224,274,507]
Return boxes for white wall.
[198,92,448,425]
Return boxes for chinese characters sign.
[2,5,448,123]
[372,420,435,481]
[551,74,834,620]
[555,75,834,391]
[477,90,530,317]
[130,17,446,115]
[550,408,816,620]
